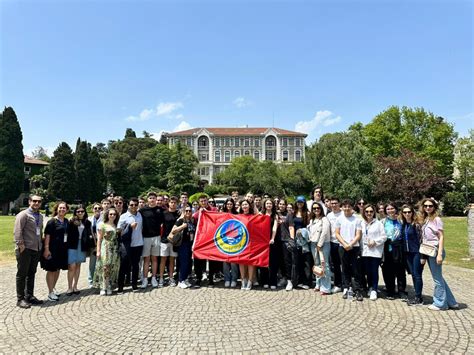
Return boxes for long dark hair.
[309,201,325,220]
[262,198,277,217]
[239,199,254,215]
[294,198,309,225]
[103,207,118,226]
[222,198,237,214]
[71,204,88,226]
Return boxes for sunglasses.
[402,211,412,214]
[185,209,192,212]
[423,204,434,208]
[76,210,85,213]
[93,207,102,210]
[31,200,42,203]
[365,210,374,213]
[358,202,365,205]
[312,207,321,210]
[115,201,123,205]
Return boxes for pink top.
[422,217,443,246]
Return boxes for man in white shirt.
[335,199,363,301]
[326,197,343,293]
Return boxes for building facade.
[165,127,307,184]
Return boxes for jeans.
[427,250,457,309]
[118,245,143,289]
[406,251,424,298]
[330,242,343,288]
[88,252,97,286]
[339,246,363,293]
[178,241,192,282]
[311,242,331,293]
[223,262,238,282]
[363,256,381,291]
[16,248,40,301]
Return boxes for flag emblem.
[213,219,249,256]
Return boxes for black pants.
[339,246,363,293]
[16,248,40,301]
[282,240,297,284]
[330,242,343,288]
[297,249,313,287]
[194,258,221,282]
[381,250,407,295]
[178,241,192,282]
[118,245,143,289]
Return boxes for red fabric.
[193,211,270,267]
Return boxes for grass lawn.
[0,215,473,268]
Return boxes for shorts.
[142,236,161,257]
[160,242,178,257]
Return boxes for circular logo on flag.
[214,219,249,255]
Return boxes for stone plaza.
[0,262,472,353]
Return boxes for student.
[360,204,387,301]
[260,198,279,289]
[277,199,295,291]
[381,202,407,300]
[159,196,180,287]
[87,203,102,288]
[221,198,239,288]
[400,204,424,306]
[294,196,311,290]
[326,197,343,293]
[172,205,195,289]
[238,199,256,290]
[335,199,364,301]
[419,198,458,311]
[307,186,327,215]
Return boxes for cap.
[296,195,306,203]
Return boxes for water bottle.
[347,287,354,301]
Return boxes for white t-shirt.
[335,214,362,246]
[327,210,342,244]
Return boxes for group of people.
[14,187,459,312]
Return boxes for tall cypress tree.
[89,146,106,202]
[0,107,24,214]
[74,139,91,203]
[49,142,76,202]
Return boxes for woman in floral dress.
[94,207,120,295]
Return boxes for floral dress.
[93,223,120,290]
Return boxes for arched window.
[234,151,240,158]
[295,150,301,162]
[244,150,250,156]
[198,136,208,148]
[254,151,260,161]
[224,151,231,162]
[215,150,221,162]
[283,150,289,161]
[265,136,276,147]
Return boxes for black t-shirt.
[140,206,163,238]
[162,210,180,243]
[278,212,294,242]
[175,218,195,244]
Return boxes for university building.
[165,127,307,184]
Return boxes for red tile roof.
[24,156,49,165]
[167,127,307,137]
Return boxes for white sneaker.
[230,281,237,288]
[253,281,259,287]
[106,288,112,296]
[224,281,230,288]
[428,304,442,311]
[99,290,106,296]
[298,284,309,290]
[141,278,148,289]
[151,277,159,288]
[246,281,253,290]
[48,292,59,301]
[241,279,247,290]
[332,286,342,293]
[53,288,61,297]
[370,290,377,301]
[157,278,164,288]
[178,281,189,289]
[169,279,177,287]
[184,280,192,288]
[263,284,269,289]
[270,285,277,290]
[286,280,293,291]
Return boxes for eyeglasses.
[93,207,102,210]
[129,203,138,207]
[365,210,374,213]
[402,211,412,214]
[185,209,192,212]
[423,204,434,208]
[31,200,42,203]
[76,211,85,214]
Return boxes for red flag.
[193,210,271,267]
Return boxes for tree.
[31,146,51,162]
[278,162,313,197]
[454,130,474,203]
[214,156,257,194]
[74,139,92,203]
[125,128,137,138]
[0,107,24,214]
[306,131,375,201]
[49,142,76,202]
[373,149,445,204]
[89,146,107,202]
[165,142,199,195]
[363,106,457,178]
[249,160,284,196]
[130,144,172,192]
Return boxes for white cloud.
[233,97,252,108]
[174,113,184,120]
[323,116,342,127]
[150,131,165,141]
[156,102,183,116]
[173,121,192,132]
[295,110,342,143]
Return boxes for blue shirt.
[118,211,144,247]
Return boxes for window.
[214,166,220,174]
[282,138,288,147]
[244,137,250,147]
[254,138,260,147]
[295,138,301,147]
[254,151,259,161]
[224,151,231,162]
[214,138,220,147]
[244,150,250,156]
[265,151,276,161]
[283,150,289,161]
[186,137,192,146]
[198,136,208,148]
[225,138,230,147]
[289,138,294,146]
[235,139,240,147]
[24,166,31,174]
[295,150,301,162]
[215,151,221,162]
[199,153,209,161]
[265,136,276,147]
[234,151,240,158]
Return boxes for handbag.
[167,230,183,247]
[312,265,324,277]
[419,243,437,257]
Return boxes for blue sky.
[1,0,472,155]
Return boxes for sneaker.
[208,280,215,287]
[449,303,460,310]
[17,299,31,308]
[169,279,177,287]
[342,288,348,299]
[286,280,293,291]
[370,290,377,301]
[253,281,259,287]
[241,279,248,290]
[141,278,148,289]
[178,281,189,289]
[48,292,59,301]
[152,277,159,288]
[53,288,60,297]
[277,278,287,287]
[193,280,201,289]
[230,281,237,288]
[224,281,230,288]
[263,284,269,289]
[400,292,409,302]
[117,289,124,295]
[332,286,342,293]
[356,292,364,302]
[132,286,139,292]
[408,297,424,306]
[185,280,192,288]
[246,281,253,290]
[428,304,442,311]
[270,285,277,290]
[106,288,112,296]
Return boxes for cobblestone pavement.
[0,262,472,354]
